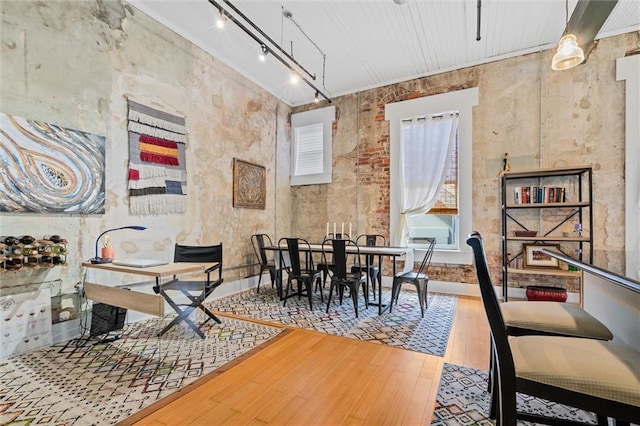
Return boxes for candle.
[341,222,344,237]
[349,223,352,238]
[326,222,329,236]
[334,222,336,236]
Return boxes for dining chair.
[467,232,640,425]
[352,234,386,300]
[466,231,614,418]
[154,243,224,339]
[324,238,369,318]
[250,233,278,295]
[279,237,323,310]
[317,233,349,288]
[389,237,435,318]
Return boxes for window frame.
[290,106,336,186]
[386,88,479,265]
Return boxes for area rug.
[213,287,457,356]
[0,316,284,425]
[431,363,598,425]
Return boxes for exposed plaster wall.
[0,0,292,320]
[293,31,640,289]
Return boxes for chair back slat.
[415,238,436,276]
[356,234,386,266]
[281,238,314,276]
[251,234,272,265]
[465,232,516,382]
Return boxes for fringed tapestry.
[0,112,105,214]
[127,100,187,215]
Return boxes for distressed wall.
[0,0,292,320]
[293,31,640,290]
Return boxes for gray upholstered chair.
[467,232,639,425]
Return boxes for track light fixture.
[259,44,268,62]
[208,0,331,103]
[314,91,320,103]
[216,8,226,29]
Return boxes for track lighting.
[258,44,268,62]
[208,0,331,103]
[314,91,320,103]
[216,9,226,29]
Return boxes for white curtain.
[393,113,459,246]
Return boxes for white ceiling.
[127,0,640,106]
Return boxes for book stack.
[513,186,566,204]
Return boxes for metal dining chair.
[279,237,323,310]
[324,238,369,318]
[389,237,435,318]
[251,234,278,296]
[352,234,386,300]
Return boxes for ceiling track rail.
[208,0,331,103]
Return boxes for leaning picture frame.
[523,243,561,269]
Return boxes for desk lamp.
[90,226,147,264]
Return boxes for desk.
[266,244,413,314]
[82,261,208,335]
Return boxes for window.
[290,106,336,186]
[386,88,479,265]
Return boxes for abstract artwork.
[233,158,266,209]
[127,99,187,215]
[0,112,105,214]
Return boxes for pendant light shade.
[551,34,585,70]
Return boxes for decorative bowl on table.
[513,230,537,237]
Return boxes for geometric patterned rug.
[213,287,457,356]
[431,363,598,425]
[0,316,284,425]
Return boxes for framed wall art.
[0,112,105,214]
[523,243,561,269]
[233,158,266,209]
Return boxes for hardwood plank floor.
[129,295,489,426]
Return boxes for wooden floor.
[129,295,490,426]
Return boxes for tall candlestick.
[326,222,329,237]
[334,222,336,236]
[341,222,344,237]
[349,223,352,239]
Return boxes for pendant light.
[552,0,585,70]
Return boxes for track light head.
[290,72,300,85]
[259,44,268,62]
[216,9,226,29]
[314,91,320,103]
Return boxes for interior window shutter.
[294,123,324,176]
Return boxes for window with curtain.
[386,87,478,265]
[399,113,459,250]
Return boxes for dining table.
[265,242,414,314]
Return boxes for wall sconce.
[91,226,147,264]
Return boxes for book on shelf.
[512,186,566,204]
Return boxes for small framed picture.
[523,244,561,269]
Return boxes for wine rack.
[0,235,68,271]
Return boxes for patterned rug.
[0,316,284,425]
[432,363,598,425]
[213,287,457,356]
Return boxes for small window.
[291,106,335,186]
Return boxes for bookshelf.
[501,166,593,301]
